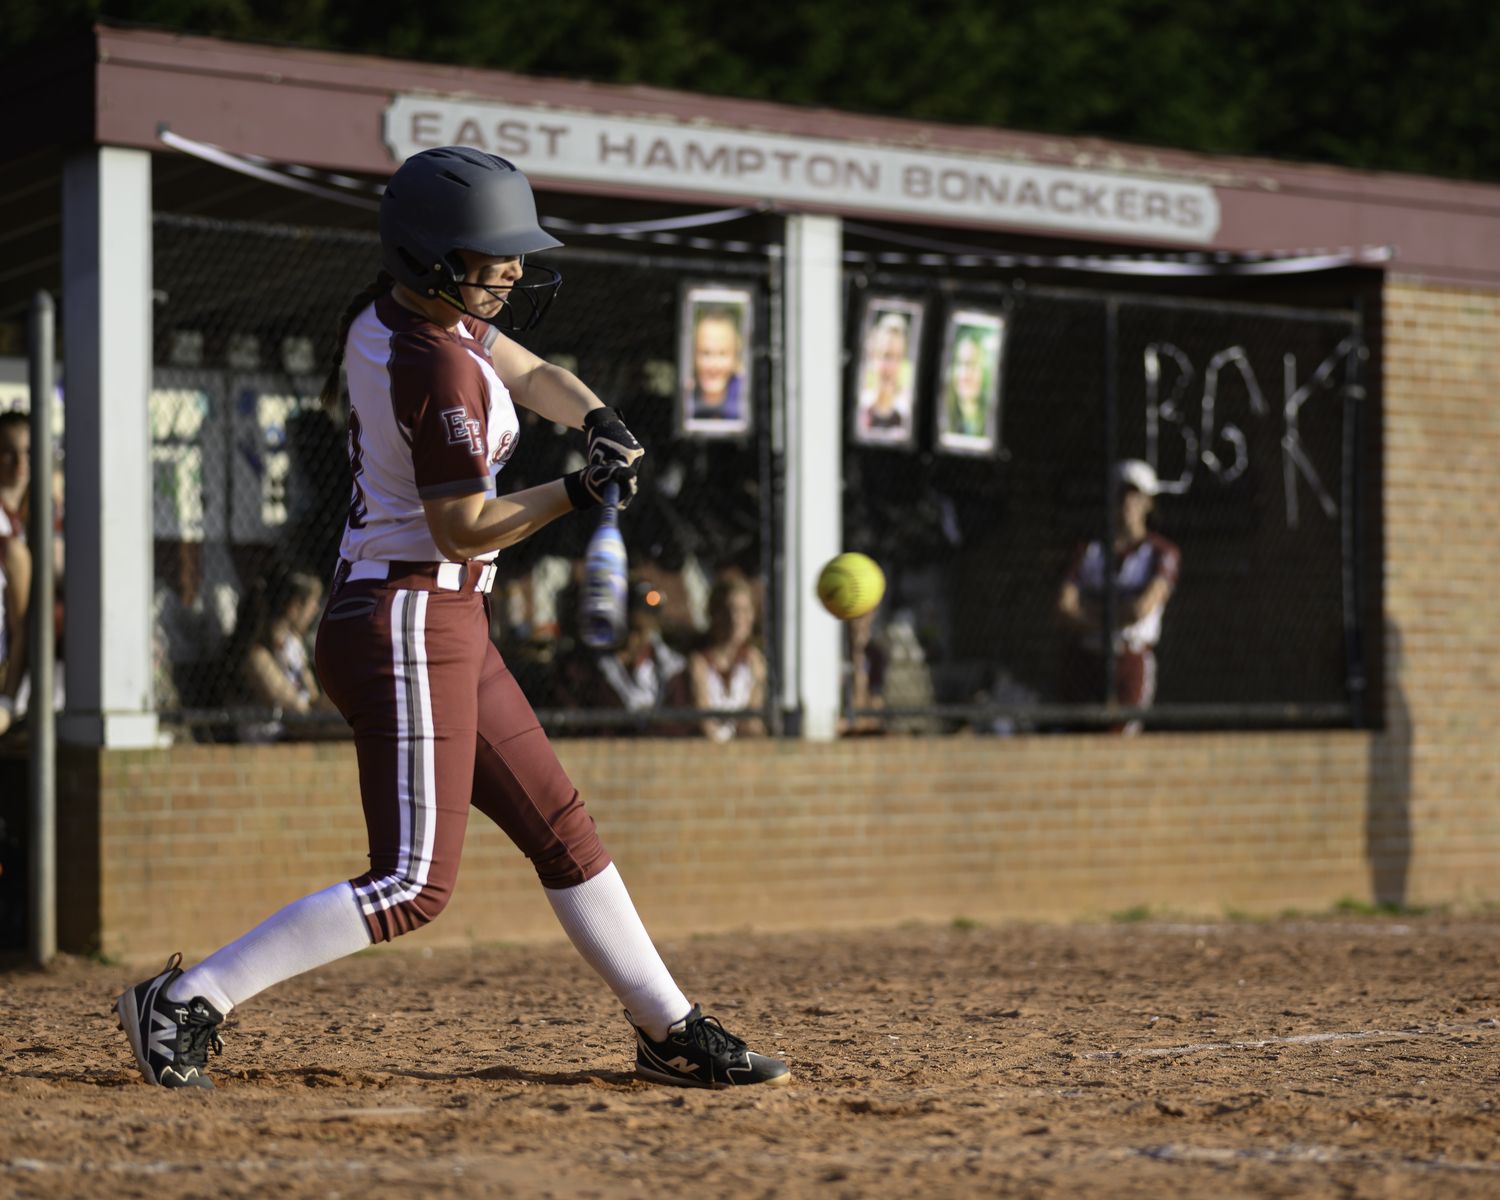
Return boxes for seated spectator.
[0,411,27,542]
[229,567,335,742]
[838,607,887,735]
[977,666,1041,736]
[872,609,939,734]
[0,413,32,733]
[553,581,688,727]
[688,575,767,741]
[0,505,29,737]
[0,411,63,728]
[1057,459,1180,735]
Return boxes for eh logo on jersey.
[442,407,485,456]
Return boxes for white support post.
[60,147,158,749]
[782,214,844,741]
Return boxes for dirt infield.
[3,914,1500,1198]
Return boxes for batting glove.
[583,406,644,471]
[565,461,638,511]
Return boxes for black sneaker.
[632,1005,791,1089]
[116,953,225,1089]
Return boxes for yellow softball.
[817,553,886,620]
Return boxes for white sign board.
[384,95,1221,245]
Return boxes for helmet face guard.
[381,147,564,331]
[455,261,563,333]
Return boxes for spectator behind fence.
[229,567,336,742]
[872,608,939,734]
[0,411,66,728]
[838,607,887,735]
[0,503,28,736]
[1057,459,1180,735]
[0,411,27,541]
[689,575,767,741]
[0,411,38,734]
[553,581,689,729]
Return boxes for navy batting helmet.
[380,147,563,331]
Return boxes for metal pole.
[1341,305,1368,727]
[28,290,57,966]
[764,248,785,736]
[1102,298,1120,710]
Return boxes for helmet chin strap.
[437,288,512,334]
[437,252,525,319]
[427,259,560,334]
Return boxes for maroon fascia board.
[10,23,1500,287]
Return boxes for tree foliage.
[7,0,1499,182]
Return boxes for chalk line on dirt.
[1141,1143,1500,1174]
[1081,1023,1493,1060]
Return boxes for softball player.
[118,147,788,1092]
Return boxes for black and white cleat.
[116,953,225,1089]
[632,1004,790,1090]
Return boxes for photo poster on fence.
[937,309,1006,457]
[853,295,925,450]
[679,283,755,438]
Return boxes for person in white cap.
[1057,459,1181,734]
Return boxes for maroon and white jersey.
[1066,532,1181,653]
[337,293,520,564]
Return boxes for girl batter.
[118,147,788,1093]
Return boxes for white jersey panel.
[337,302,521,564]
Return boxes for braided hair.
[320,271,395,410]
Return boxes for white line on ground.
[1141,1143,1500,1173]
[1083,1028,1438,1059]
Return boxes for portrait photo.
[680,285,755,437]
[853,296,924,448]
[936,309,1006,456]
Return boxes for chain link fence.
[480,246,778,737]
[150,215,779,739]
[148,213,1366,741]
[151,216,377,735]
[841,269,1365,733]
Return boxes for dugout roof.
[3,19,1500,332]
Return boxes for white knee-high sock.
[166,883,372,1015]
[545,863,690,1041]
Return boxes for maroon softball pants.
[1060,644,1158,709]
[315,573,610,943]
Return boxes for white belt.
[345,560,390,583]
[345,559,499,593]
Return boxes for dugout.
[3,24,1500,957]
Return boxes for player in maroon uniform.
[1058,459,1181,734]
[117,148,788,1092]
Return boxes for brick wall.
[77,733,1381,963]
[47,275,1500,965]
[1380,280,1500,903]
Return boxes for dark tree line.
[7,0,1499,183]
